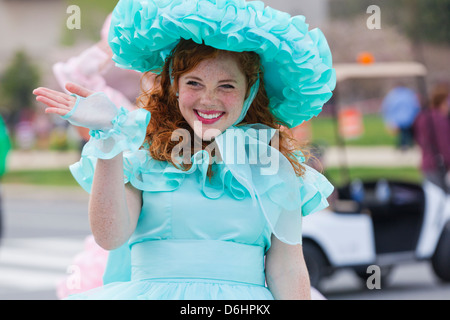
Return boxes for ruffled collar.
[125,124,301,209]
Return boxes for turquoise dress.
[66,107,333,300]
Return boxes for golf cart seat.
[367,180,425,253]
[338,179,425,254]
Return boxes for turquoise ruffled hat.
[108,0,336,128]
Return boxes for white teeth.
[197,111,223,119]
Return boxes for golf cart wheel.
[431,222,450,282]
[303,241,328,288]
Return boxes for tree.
[0,50,40,128]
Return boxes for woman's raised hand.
[33,82,95,117]
[33,82,120,131]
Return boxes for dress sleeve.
[69,107,151,193]
[299,165,335,217]
[263,163,334,246]
[211,124,334,246]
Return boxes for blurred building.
[0,0,94,150]
[0,0,66,74]
[263,0,330,28]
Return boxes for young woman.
[33,0,336,299]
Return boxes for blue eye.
[220,84,235,89]
[187,81,201,87]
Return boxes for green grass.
[2,169,77,186]
[310,115,397,147]
[324,166,423,187]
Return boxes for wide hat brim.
[109,0,336,128]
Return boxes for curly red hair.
[138,39,307,177]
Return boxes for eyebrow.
[185,76,238,83]
[219,79,238,84]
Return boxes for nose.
[199,88,216,106]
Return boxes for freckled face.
[177,53,247,141]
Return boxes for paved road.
[1,183,449,300]
[0,184,91,300]
[320,262,450,300]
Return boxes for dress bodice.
[129,171,272,250]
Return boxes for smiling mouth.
[194,109,225,121]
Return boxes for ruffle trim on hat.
[70,111,333,245]
[109,0,336,128]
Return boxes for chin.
[190,121,224,142]
[196,129,222,142]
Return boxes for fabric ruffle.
[299,162,335,217]
[69,107,150,191]
[108,0,336,128]
[70,117,333,245]
[85,107,150,159]
[66,278,274,300]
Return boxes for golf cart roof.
[335,62,427,82]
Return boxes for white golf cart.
[302,62,450,288]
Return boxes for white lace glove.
[61,92,119,131]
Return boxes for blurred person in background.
[382,85,421,151]
[0,114,11,239]
[414,82,450,192]
[52,13,145,150]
